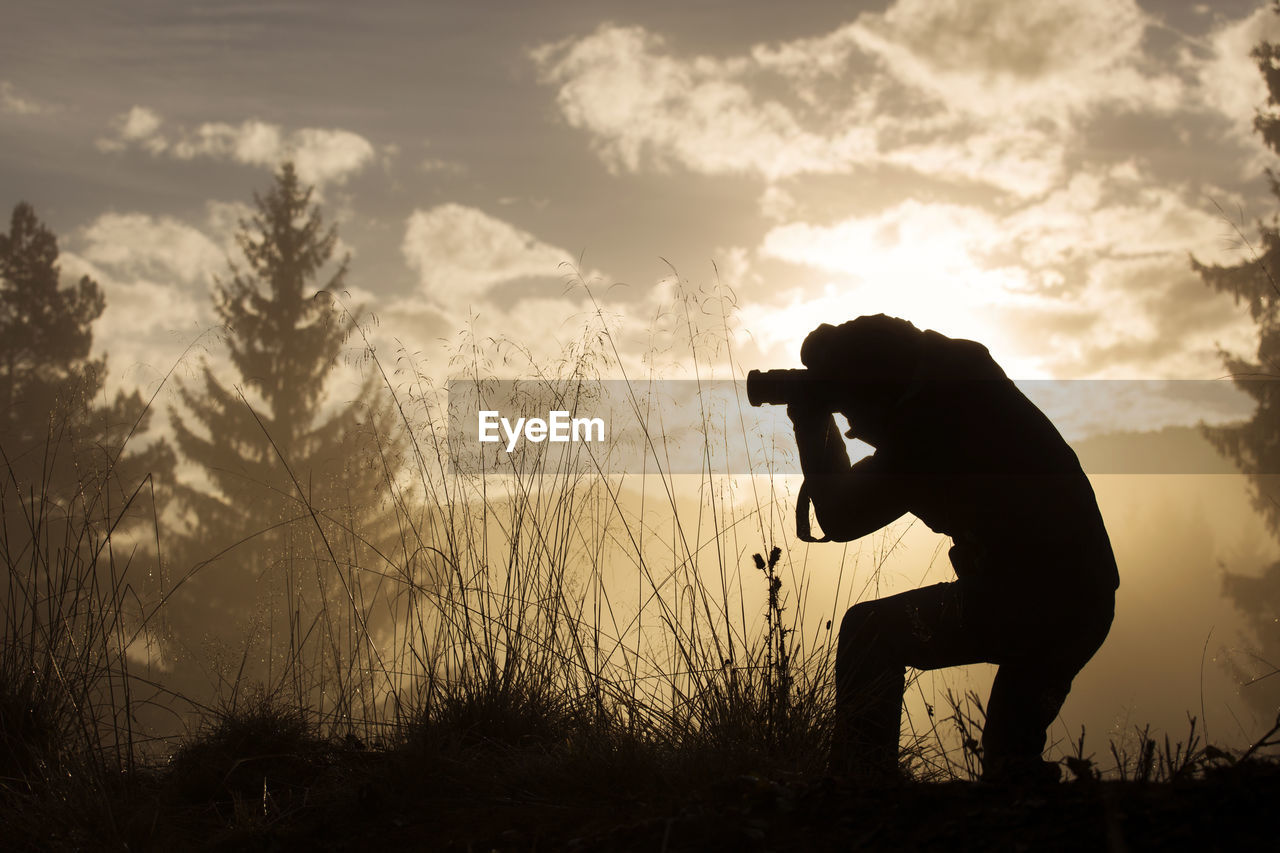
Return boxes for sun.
[745,227,1048,378]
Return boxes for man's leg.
[832,582,985,780]
[980,597,1114,783]
[832,599,904,779]
[979,663,1072,783]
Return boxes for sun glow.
[749,201,1049,377]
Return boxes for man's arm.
[790,404,910,542]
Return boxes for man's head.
[799,314,925,438]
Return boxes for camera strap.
[795,481,831,543]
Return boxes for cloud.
[1013,255,1255,379]
[1,81,54,116]
[401,204,579,313]
[79,212,226,285]
[386,206,630,375]
[62,204,263,386]
[96,106,168,154]
[847,0,1174,124]
[999,169,1231,267]
[761,199,1005,284]
[525,4,1278,384]
[287,128,375,187]
[880,125,1068,198]
[170,120,282,165]
[60,245,208,391]
[756,200,1030,357]
[70,257,208,379]
[97,107,376,186]
[532,25,875,181]
[753,164,1253,378]
[532,1,1182,196]
[1189,4,1280,169]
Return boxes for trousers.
[831,576,1114,778]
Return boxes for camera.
[746,368,813,407]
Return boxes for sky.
[3,0,1280,397]
[6,0,1280,744]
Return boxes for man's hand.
[803,454,911,542]
[789,404,851,479]
[787,402,908,542]
[787,398,830,427]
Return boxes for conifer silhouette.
[167,164,400,692]
[1191,27,1280,716]
[0,200,173,527]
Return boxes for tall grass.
[0,400,172,851]
[4,270,1277,847]
[335,273,846,774]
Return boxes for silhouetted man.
[788,315,1117,785]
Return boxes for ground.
[31,751,1268,852]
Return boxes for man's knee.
[839,600,879,648]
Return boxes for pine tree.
[1,202,103,462]
[0,200,172,522]
[1,200,176,696]
[167,164,400,695]
[1191,22,1280,717]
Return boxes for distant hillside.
[1070,425,1239,475]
